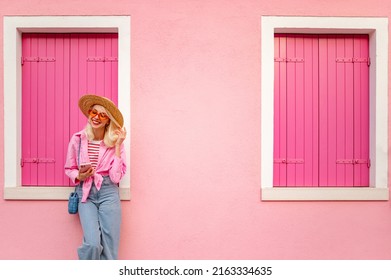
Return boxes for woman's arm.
[109,143,127,184]
[64,134,80,185]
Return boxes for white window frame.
[261,16,388,201]
[3,16,131,200]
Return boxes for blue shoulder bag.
[68,137,81,214]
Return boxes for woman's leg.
[77,187,102,260]
[97,179,122,260]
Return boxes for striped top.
[88,140,101,168]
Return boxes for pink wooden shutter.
[274,34,319,187]
[319,35,369,187]
[22,34,71,186]
[274,34,369,187]
[22,33,118,186]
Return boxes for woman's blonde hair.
[84,106,119,148]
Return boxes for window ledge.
[4,186,131,200]
[261,187,389,201]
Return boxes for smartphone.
[79,163,92,173]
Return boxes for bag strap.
[75,136,82,192]
[77,136,81,168]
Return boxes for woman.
[65,94,127,260]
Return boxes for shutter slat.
[273,35,288,186]
[353,35,370,186]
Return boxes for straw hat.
[78,94,124,128]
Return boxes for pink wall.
[1,0,391,259]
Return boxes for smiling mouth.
[91,119,102,125]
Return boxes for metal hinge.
[336,159,371,168]
[274,159,304,164]
[20,158,56,167]
[336,57,370,66]
[21,57,56,65]
[274,58,304,63]
[87,57,118,62]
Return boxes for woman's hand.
[114,127,127,147]
[77,167,95,181]
[114,127,126,158]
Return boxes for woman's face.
[88,105,110,130]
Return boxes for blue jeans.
[76,176,121,260]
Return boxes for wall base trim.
[261,187,389,201]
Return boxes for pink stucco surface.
[1,0,391,259]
